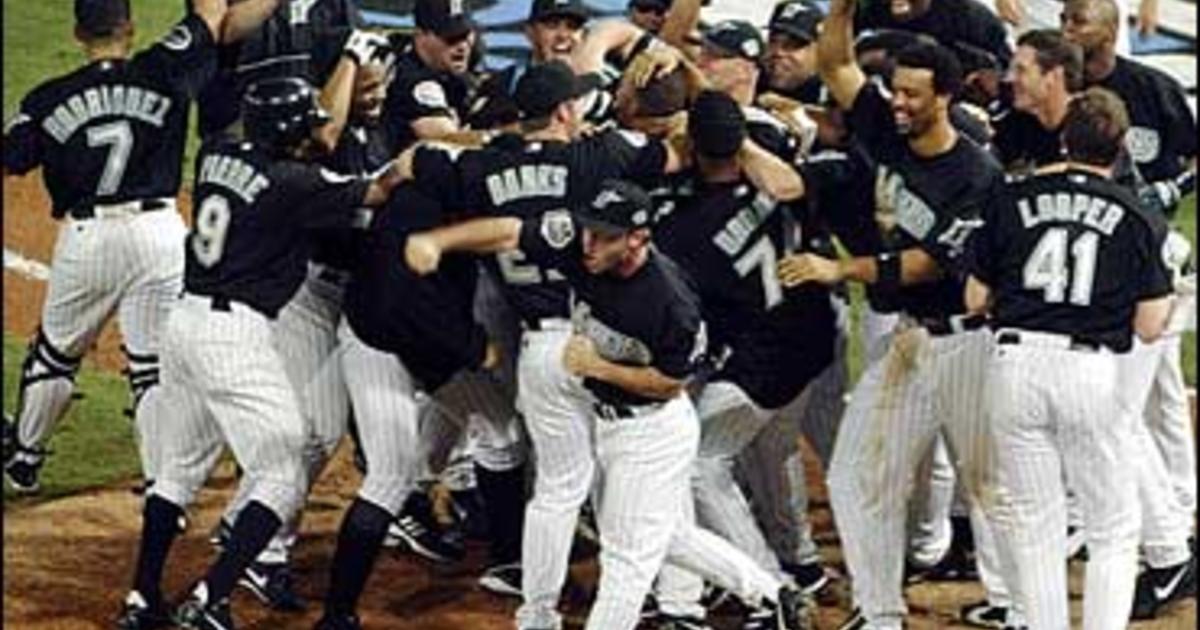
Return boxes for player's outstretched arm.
[573,19,650,75]
[404,217,523,275]
[659,0,701,54]
[739,138,805,201]
[816,0,868,111]
[1134,295,1173,342]
[563,334,686,399]
[777,247,942,287]
[220,0,280,43]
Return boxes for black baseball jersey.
[848,82,1005,318]
[658,180,835,409]
[854,0,1012,67]
[4,14,216,216]
[195,0,361,137]
[184,139,370,317]
[968,168,1173,352]
[989,108,1063,173]
[745,105,801,163]
[344,184,488,391]
[466,63,613,131]
[310,122,393,271]
[799,143,884,257]
[518,211,707,407]
[382,44,476,152]
[1093,56,1197,186]
[410,129,670,326]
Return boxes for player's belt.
[995,329,1102,353]
[70,197,172,220]
[917,314,988,336]
[593,401,661,421]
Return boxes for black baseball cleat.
[383,493,465,564]
[478,562,522,598]
[238,560,306,611]
[782,561,832,596]
[174,586,234,630]
[757,584,813,630]
[959,599,1008,629]
[4,443,46,494]
[313,611,362,630]
[115,590,171,630]
[923,541,978,582]
[1130,556,1197,620]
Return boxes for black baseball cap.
[415,0,475,40]
[75,0,131,36]
[629,0,672,12]
[514,61,596,119]
[529,0,590,24]
[576,180,656,233]
[701,20,765,61]
[769,0,823,44]
[689,89,747,159]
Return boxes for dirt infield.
[3,170,1196,629]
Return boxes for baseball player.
[404,178,814,630]
[2,0,224,494]
[852,0,1013,72]
[777,0,1007,625]
[115,77,405,630]
[195,0,363,139]
[760,0,825,105]
[209,28,397,612]
[397,60,690,629]
[648,90,837,628]
[965,86,1174,630]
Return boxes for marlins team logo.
[541,209,575,249]
[413,80,449,109]
[161,23,194,51]
[1125,126,1161,164]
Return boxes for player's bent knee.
[21,329,82,391]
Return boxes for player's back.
[976,168,1169,352]
[4,15,217,216]
[184,139,368,318]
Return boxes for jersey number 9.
[192,194,232,268]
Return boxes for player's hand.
[627,47,682,88]
[758,92,819,156]
[778,253,844,287]
[344,30,394,69]
[995,0,1024,25]
[481,340,502,371]
[404,233,443,276]
[563,334,601,377]
[1137,0,1160,35]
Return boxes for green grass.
[3,334,142,504]
[1175,194,1196,386]
[3,0,202,178]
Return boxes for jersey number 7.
[1022,227,1099,306]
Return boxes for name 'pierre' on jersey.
[1018,190,1126,236]
[42,84,171,144]
[198,151,271,204]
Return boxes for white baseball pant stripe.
[1120,338,1192,569]
[149,294,306,523]
[340,322,422,515]
[585,394,783,630]
[515,325,595,630]
[17,207,185,481]
[985,333,1138,630]
[827,326,996,629]
[222,264,351,563]
[1144,334,1196,517]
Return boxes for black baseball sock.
[202,500,281,601]
[950,514,975,553]
[475,462,527,566]
[325,498,392,616]
[133,494,186,600]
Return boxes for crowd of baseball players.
[3,0,1197,628]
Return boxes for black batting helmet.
[243,77,330,152]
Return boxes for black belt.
[69,198,169,219]
[996,330,1101,353]
[209,295,233,312]
[919,314,989,336]
[593,401,661,421]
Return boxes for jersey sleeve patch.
[4,111,31,135]
[160,23,195,51]
[540,209,575,249]
[413,80,449,110]
[1125,126,1161,164]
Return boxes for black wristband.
[875,250,901,292]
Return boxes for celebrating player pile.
[2,0,1195,628]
